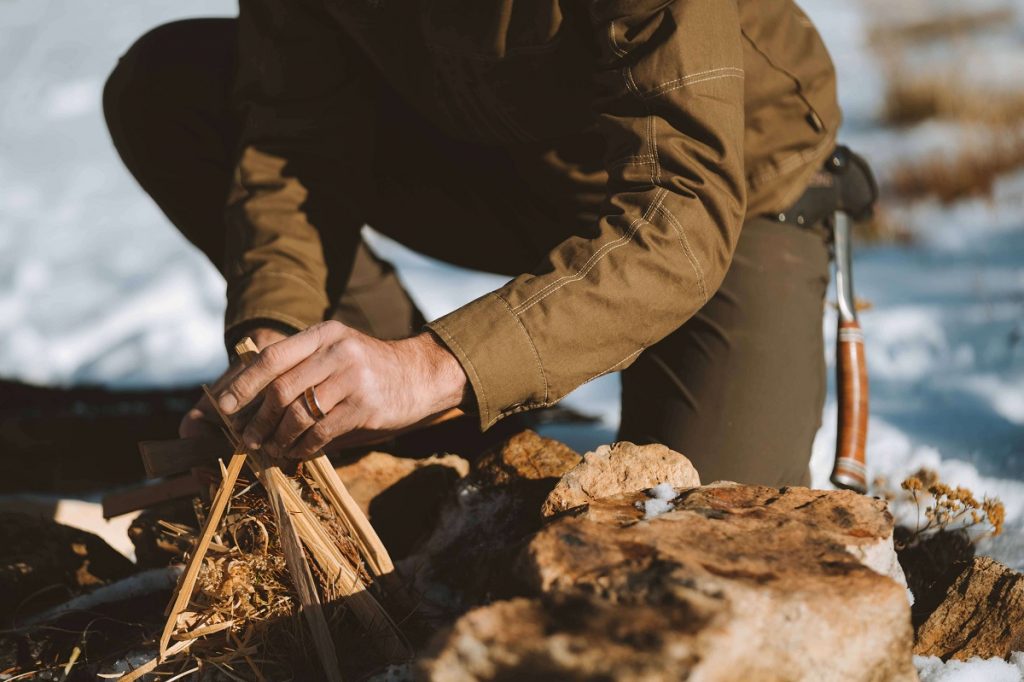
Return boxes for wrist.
[408,331,468,414]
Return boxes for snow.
[635,482,678,519]
[915,654,1024,682]
[0,0,1023,676]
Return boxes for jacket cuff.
[224,270,327,347]
[426,293,547,430]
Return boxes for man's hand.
[178,327,289,439]
[215,320,468,461]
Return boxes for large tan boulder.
[541,441,700,517]
[422,484,916,682]
[914,556,1024,660]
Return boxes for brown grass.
[859,205,915,244]
[882,69,1024,128]
[870,8,1015,46]
[887,132,1024,204]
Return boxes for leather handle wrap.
[831,320,869,493]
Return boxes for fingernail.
[218,393,237,414]
[243,432,261,450]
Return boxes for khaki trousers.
[104,19,830,486]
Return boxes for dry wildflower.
[902,476,924,492]
[890,472,1004,544]
[984,498,1006,537]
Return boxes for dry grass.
[882,68,1024,128]
[887,132,1024,204]
[869,8,1015,46]
[859,205,915,244]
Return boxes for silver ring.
[303,386,326,420]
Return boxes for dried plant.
[886,133,1024,205]
[868,8,1015,47]
[897,470,1005,541]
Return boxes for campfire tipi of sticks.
[121,338,411,681]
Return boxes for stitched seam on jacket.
[494,292,549,405]
[508,345,647,415]
[623,66,660,186]
[607,21,628,58]
[607,156,657,172]
[644,67,745,98]
[654,203,708,304]
[512,188,668,315]
[552,346,646,403]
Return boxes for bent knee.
[103,19,235,137]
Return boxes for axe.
[825,148,877,493]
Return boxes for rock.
[421,484,916,681]
[470,429,581,487]
[541,441,700,517]
[0,512,136,620]
[914,556,1024,660]
[399,432,580,611]
[336,452,469,558]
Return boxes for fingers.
[179,407,221,439]
[217,324,329,415]
[239,357,337,450]
[264,370,359,457]
[287,404,361,461]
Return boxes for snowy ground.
[1,0,1023,678]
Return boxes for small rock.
[336,452,469,558]
[541,441,700,517]
[422,484,916,681]
[470,430,580,487]
[914,556,1024,660]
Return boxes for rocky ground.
[2,430,1022,680]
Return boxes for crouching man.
[105,0,841,486]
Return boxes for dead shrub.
[876,469,1006,626]
[887,132,1024,204]
[869,8,1015,46]
[882,69,1024,128]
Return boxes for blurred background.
[0,0,1022,567]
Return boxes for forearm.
[429,0,747,428]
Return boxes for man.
[105,0,839,486]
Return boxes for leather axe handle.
[831,319,869,492]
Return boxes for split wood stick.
[201,383,344,682]
[159,451,247,657]
[263,467,342,682]
[102,473,203,519]
[120,638,195,682]
[140,437,232,478]
[307,457,394,578]
[271,474,410,660]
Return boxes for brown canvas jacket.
[226,0,841,428]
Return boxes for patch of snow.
[915,654,1024,682]
[636,483,678,520]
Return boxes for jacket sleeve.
[427,0,747,429]
[224,0,374,344]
